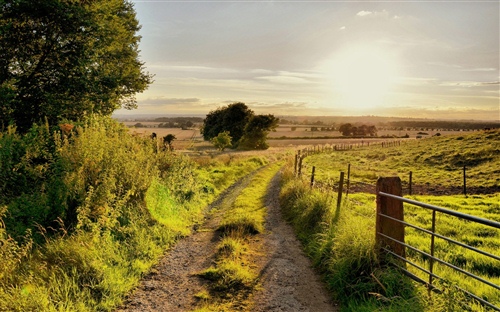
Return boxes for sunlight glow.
[323,45,399,112]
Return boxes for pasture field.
[121,121,471,150]
[279,129,500,311]
[300,129,500,193]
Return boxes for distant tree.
[367,125,377,136]
[0,0,153,132]
[339,123,354,136]
[163,134,176,150]
[238,114,279,150]
[211,131,232,151]
[291,127,297,131]
[201,102,253,147]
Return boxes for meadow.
[121,121,472,150]
[1,116,498,311]
[279,129,500,311]
[299,129,500,193]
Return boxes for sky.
[115,0,500,120]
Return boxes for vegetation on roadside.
[195,162,283,311]
[279,131,499,311]
[0,116,269,311]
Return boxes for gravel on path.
[116,169,339,312]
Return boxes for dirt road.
[116,170,338,311]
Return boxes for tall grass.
[0,116,267,311]
[280,131,499,311]
[278,155,487,311]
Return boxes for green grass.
[302,130,500,191]
[0,117,271,311]
[279,130,500,311]
[279,170,424,311]
[404,194,500,308]
[195,161,283,311]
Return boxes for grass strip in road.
[194,161,283,312]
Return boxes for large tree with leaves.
[201,102,253,147]
[238,114,279,150]
[0,0,152,132]
[201,102,278,150]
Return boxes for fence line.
[291,152,499,309]
[376,177,500,311]
[295,147,473,196]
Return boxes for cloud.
[356,10,391,18]
[438,80,500,88]
[356,11,373,17]
[139,97,201,107]
[257,76,308,84]
[339,26,346,30]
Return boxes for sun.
[323,45,399,112]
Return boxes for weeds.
[0,116,269,311]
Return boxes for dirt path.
[116,170,338,312]
[252,172,338,312]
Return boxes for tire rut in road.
[115,171,258,312]
[252,171,339,312]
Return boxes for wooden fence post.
[409,171,413,195]
[310,166,316,188]
[298,156,303,177]
[346,164,351,198]
[337,172,345,210]
[463,165,467,196]
[376,177,405,258]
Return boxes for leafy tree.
[0,0,152,132]
[238,114,279,150]
[163,134,176,150]
[201,102,253,147]
[339,123,354,136]
[211,131,232,151]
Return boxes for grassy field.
[279,129,500,311]
[404,194,500,308]
[300,129,500,194]
[121,121,472,150]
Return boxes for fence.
[295,149,474,197]
[376,177,500,311]
[291,147,499,309]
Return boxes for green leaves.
[0,0,152,132]
[202,103,279,150]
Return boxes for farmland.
[121,119,477,150]
[279,129,500,311]
[1,114,498,311]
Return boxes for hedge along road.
[115,165,338,312]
